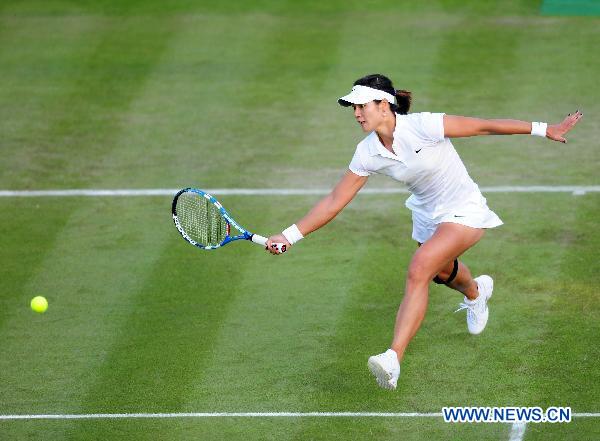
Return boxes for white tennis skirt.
[411,206,503,244]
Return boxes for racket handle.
[251,234,287,253]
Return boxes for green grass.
[1,195,598,439]
[0,0,599,439]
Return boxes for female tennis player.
[266,73,582,390]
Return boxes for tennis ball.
[30,296,48,313]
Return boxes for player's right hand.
[266,234,290,255]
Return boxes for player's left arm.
[443,111,583,143]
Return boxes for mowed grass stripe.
[451,194,595,409]
[64,11,347,440]
[0,200,73,331]
[81,13,291,190]
[68,203,264,413]
[73,12,353,190]
[175,203,380,441]
[527,197,600,439]
[422,15,598,187]
[150,12,351,190]
[0,15,177,189]
[0,12,180,441]
[291,200,416,441]
[184,204,371,410]
[525,195,599,440]
[59,15,290,441]
[0,14,98,186]
[500,15,599,185]
[0,199,173,409]
[54,13,295,191]
[0,16,179,394]
[471,195,600,439]
[0,7,177,360]
[174,12,352,439]
[0,5,181,341]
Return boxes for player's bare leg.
[436,259,479,300]
[433,255,495,334]
[368,223,484,389]
[390,223,485,361]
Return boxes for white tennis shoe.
[367,349,400,390]
[455,275,494,335]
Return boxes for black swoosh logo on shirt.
[415,148,422,154]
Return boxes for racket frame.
[172,187,270,250]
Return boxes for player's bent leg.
[435,259,479,300]
[421,224,493,334]
[433,259,458,285]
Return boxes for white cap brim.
[338,85,396,107]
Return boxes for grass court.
[0,0,598,439]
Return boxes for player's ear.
[380,99,391,115]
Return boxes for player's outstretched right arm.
[266,170,368,254]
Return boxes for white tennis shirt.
[349,112,500,222]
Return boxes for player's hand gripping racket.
[172,188,286,253]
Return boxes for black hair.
[353,73,412,115]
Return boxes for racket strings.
[176,193,228,247]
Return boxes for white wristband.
[282,224,304,245]
[531,122,547,137]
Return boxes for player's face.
[353,101,385,132]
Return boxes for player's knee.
[433,260,459,285]
[407,260,435,287]
[436,268,451,280]
[433,270,450,285]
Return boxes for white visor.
[338,85,397,107]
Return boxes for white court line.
[509,422,527,441]
[0,412,441,420]
[0,186,599,197]
[1,412,598,420]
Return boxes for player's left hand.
[546,110,583,143]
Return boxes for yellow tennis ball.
[30,296,48,313]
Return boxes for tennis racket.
[172,188,286,253]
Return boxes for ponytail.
[394,90,412,115]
